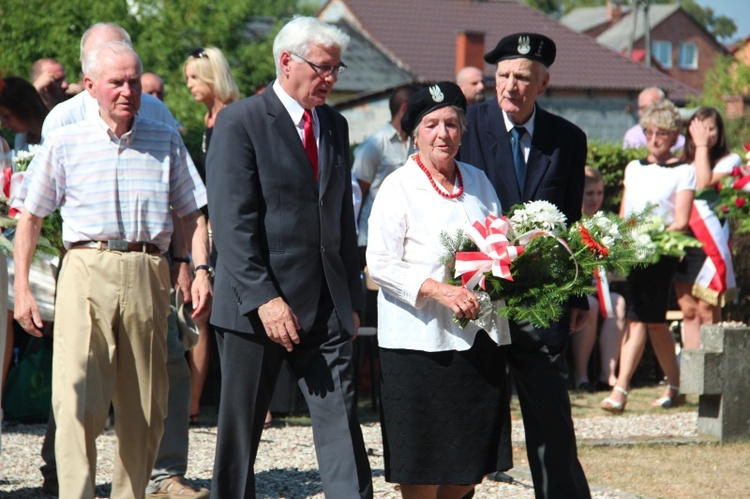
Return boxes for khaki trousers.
[53,249,170,499]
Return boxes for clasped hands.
[419,278,480,320]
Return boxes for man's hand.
[569,307,590,333]
[14,289,44,337]
[189,271,212,318]
[13,210,44,336]
[32,71,55,93]
[258,297,300,352]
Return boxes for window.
[678,42,698,69]
[652,41,672,68]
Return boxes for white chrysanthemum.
[511,200,567,235]
[601,236,616,247]
[11,145,40,172]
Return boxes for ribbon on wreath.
[2,167,22,218]
[729,163,750,192]
[593,266,614,318]
[2,167,11,198]
[733,174,750,192]
[689,199,736,307]
[454,215,525,290]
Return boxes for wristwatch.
[194,264,215,280]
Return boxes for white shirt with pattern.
[23,114,206,253]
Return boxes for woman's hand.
[419,278,480,319]
[688,118,711,148]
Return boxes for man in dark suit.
[206,16,372,499]
[460,33,591,498]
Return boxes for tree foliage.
[680,0,736,41]
[586,139,645,213]
[690,54,750,152]
[0,0,136,78]
[0,0,319,162]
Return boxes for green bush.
[724,115,750,154]
[586,139,646,214]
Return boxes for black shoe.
[491,471,514,483]
[461,489,475,499]
[575,381,595,393]
[595,380,614,392]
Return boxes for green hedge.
[586,139,646,214]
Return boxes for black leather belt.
[70,240,161,254]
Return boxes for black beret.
[484,32,556,67]
[401,81,467,137]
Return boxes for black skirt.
[673,246,706,283]
[626,257,679,322]
[379,330,506,485]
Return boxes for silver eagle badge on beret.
[429,85,444,103]
[517,35,531,55]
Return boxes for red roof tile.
[321,0,698,99]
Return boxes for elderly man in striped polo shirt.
[12,41,211,499]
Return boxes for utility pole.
[643,0,651,67]
[628,0,651,67]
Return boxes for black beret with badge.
[484,32,556,68]
[401,81,467,137]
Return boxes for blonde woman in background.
[183,47,240,425]
[601,100,695,413]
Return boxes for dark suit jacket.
[460,99,588,347]
[206,86,362,336]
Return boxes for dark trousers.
[210,292,373,499]
[499,320,591,499]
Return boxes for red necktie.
[303,109,318,180]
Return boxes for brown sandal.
[189,413,200,426]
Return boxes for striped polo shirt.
[22,115,207,253]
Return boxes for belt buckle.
[107,240,130,251]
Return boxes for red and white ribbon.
[690,199,735,305]
[593,266,613,318]
[733,174,750,192]
[454,215,525,290]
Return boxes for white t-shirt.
[711,152,742,175]
[622,158,696,225]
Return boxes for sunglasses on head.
[190,48,208,59]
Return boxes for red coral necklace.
[415,154,463,199]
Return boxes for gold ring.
[465,297,473,303]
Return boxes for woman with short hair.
[367,82,509,498]
[601,100,695,413]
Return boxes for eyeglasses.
[190,48,208,59]
[643,128,672,139]
[291,53,347,77]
